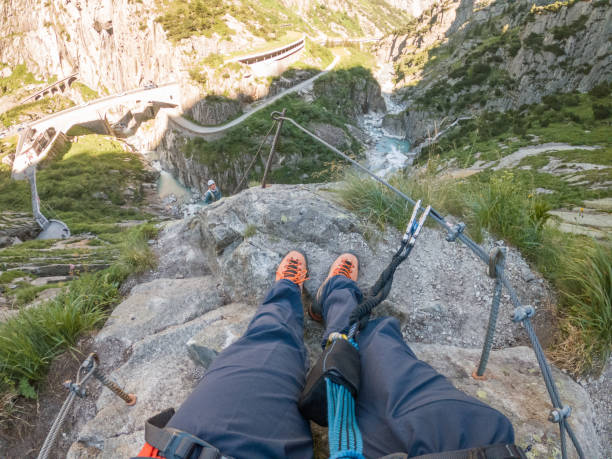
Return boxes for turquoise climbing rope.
[326,339,365,459]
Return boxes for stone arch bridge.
[19,72,79,104]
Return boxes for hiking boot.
[276,250,308,290]
[310,253,359,322]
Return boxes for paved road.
[166,55,339,137]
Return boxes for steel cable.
[37,392,76,459]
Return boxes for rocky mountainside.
[63,184,605,458]
[376,0,612,144]
[0,0,408,97]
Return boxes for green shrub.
[0,273,115,389]
[114,224,158,275]
[542,94,562,110]
[203,53,224,68]
[523,33,543,49]
[155,0,235,41]
[0,222,158,409]
[542,43,564,56]
[589,82,611,99]
[507,34,522,57]
[592,103,611,120]
[243,224,257,238]
[302,39,334,68]
[552,240,612,374]
[551,14,588,40]
[0,64,40,97]
[72,82,99,102]
[530,0,577,15]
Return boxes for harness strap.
[379,443,527,459]
[144,408,231,459]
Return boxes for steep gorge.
[377,0,612,144]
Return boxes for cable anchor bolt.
[445,222,465,242]
[488,247,506,278]
[548,405,571,423]
[63,380,87,398]
[511,305,535,323]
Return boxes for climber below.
[135,251,524,459]
[204,179,222,204]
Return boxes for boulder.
[411,343,604,459]
[94,276,225,364]
[186,302,254,368]
[153,218,212,279]
[68,314,214,458]
[381,112,408,138]
[0,211,40,246]
[196,184,547,350]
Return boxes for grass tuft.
[551,240,612,374]
[0,224,158,414]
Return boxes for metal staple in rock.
[269,111,585,459]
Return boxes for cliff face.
[0,0,412,98]
[1,0,172,92]
[0,0,265,94]
[377,0,612,143]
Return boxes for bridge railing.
[230,37,305,65]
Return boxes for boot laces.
[333,259,353,278]
[282,258,308,285]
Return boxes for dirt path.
[492,143,601,170]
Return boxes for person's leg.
[319,277,514,459]
[168,277,313,459]
[355,317,515,458]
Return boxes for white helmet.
[208,179,215,186]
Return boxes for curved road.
[166,55,339,137]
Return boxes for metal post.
[233,119,277,194]
[26,167,49,229]
[261,108,285,188]
[473,247,506,379]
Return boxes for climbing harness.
[37,353,136,459]
[379,444,527,459]
[269,111,584,459]
[142,408,233,459]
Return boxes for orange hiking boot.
[276,250,308,290]
[310,253,359,322]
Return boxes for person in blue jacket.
[204,179,222,204]
[136,251,517,459]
